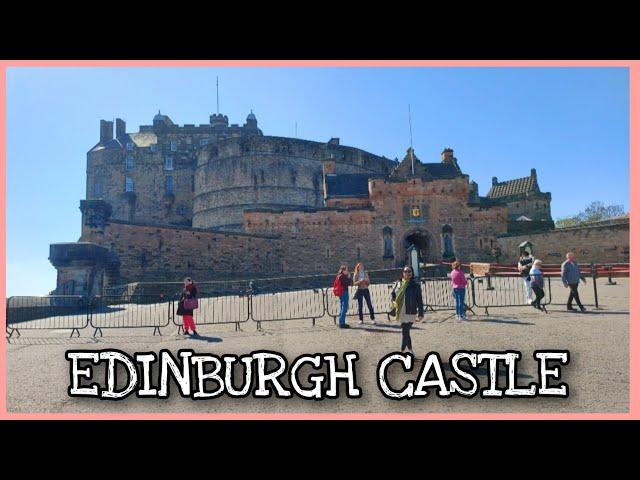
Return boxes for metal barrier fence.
[89,295,172,337]
[471,275,552,314]
[250,288,326,329]
[421,278,474,313]
[6,295,90,338]
[6,270,626,338]
[172,293,251,333]
[324,283,395,322]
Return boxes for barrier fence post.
[591,263,599,309]
[606,264,617,285]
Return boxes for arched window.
[383,226,394,258]
[442,224,455,259]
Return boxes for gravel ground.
[6,277,629,413]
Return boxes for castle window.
[126,155,134,170]
[126,142,134,151]
[383,226,394,258]
[356,247,361,260]
[94,181,103,197]
[442,225,454,259]
[479,238,483,248]
[164,157,174,170]
[177,206,187,216]
[200,138,209,146]
[170,141,177,152]
[165,176,174,195]
[125,177,134,192]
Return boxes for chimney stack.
[115,118,126,138]
[100,120,113,144]
[441,147,454,163]
[530,168,537,181]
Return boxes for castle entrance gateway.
[404,231,430,268]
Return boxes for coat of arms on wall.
[407,204,425,223]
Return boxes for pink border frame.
[0,59,635,420]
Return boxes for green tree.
[555,201,626,229]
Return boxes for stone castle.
[50,110,559,296]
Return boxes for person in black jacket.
[391,266,424,355]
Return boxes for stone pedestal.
[49,242,119,297]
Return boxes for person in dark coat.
[177,277,199,335]
[391,266,424,355]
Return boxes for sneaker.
[339,324,351,329]
[527,299,533,304]
[580,307,587,313]
[461,315,468,321]
[182,330,190,335]
[192,330,199,336]
[372,320,378,326]
[567,307,578,312]
[358,320,364,325]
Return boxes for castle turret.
[100,120,113,144]
[245,110,258,129]
[210,113,229,129]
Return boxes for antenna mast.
[409,104,415,176]
[216,76,219,114]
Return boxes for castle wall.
[192,136,394,230]
[497,218,629,263]
[244,177,510,271]
[504,192,552,221]
[87,145,196,227]
[80,221,283,284]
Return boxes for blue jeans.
[453,288,466,317]
[338,291,349,326]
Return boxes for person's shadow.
[188,334,223,344]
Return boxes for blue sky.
[5,67,629,296]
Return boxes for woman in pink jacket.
[450,261,468,321]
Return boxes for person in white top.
[517,251,535,304]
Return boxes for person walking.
[177,277,199,335]
[529,259,545,311]
[353,263,376,325]
[561,252,587,312]
[450,260,468,320]
[391,266,424,355]
[333,265,352,329]
[517,251,535,304]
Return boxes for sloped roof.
[388,147,463,181]
[487,174,538,199]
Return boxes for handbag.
[183,297,199,310]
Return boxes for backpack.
[332,275,345,297]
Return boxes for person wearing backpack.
[517,251,535,304]
[333,265,352,329]
[176,277,199,336]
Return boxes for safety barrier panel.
[471,275,552,314]
[89,295,172,337]
[172,293,251,333]
[6,295,90,338]
[250,288,326,329]
[324,283,395,322]
[6,266,627,339]
[420,278,474,313]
